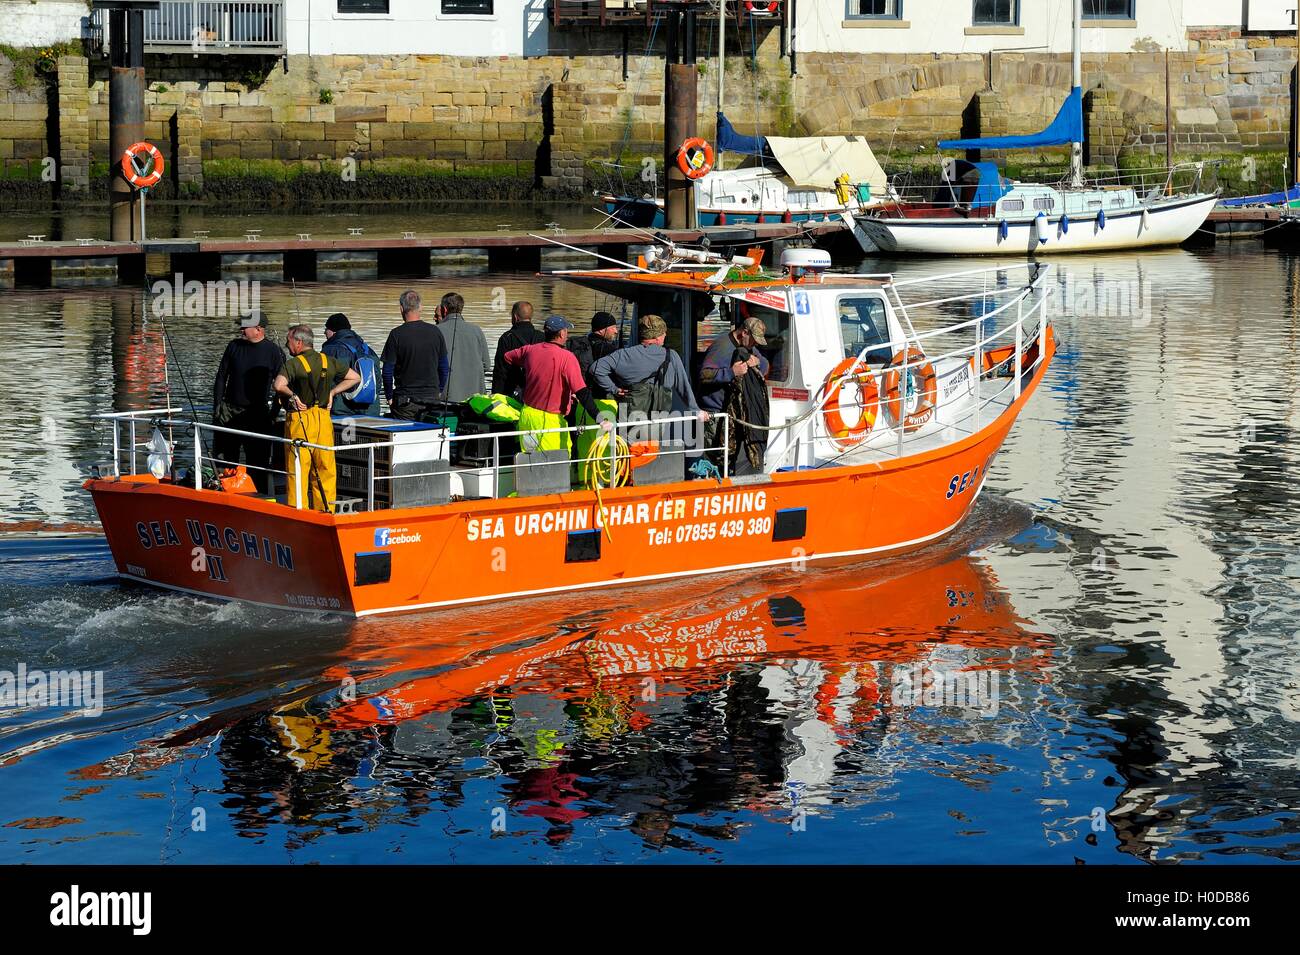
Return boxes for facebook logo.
[374,528,392,547]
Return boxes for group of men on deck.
[210,288,771,512]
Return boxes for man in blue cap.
[503,315,608,454]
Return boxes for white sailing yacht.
[847,0,1218,256]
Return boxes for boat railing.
[95,408,732,513]
[771,262,1052,469]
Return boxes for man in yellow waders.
[273,324,360,512]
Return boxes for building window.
[851,0,902,18]
[442,0,494,14]
[972,0,1017,25]
[1083,0,1134,17]
[338,0,389,12]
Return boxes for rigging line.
[615,13,663,168]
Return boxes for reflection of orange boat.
[85,251,1054,616]
[323,544,1051,734]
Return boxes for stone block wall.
[1,26,1298,202]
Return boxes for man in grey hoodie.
[434,291,492,403]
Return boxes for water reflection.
[2,245,1299,862]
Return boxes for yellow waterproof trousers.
[519,405,570,455]
[285,406,335,512]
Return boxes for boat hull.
[602,197,842,229]
[854,194,1217,255]
[87,331,1053,617]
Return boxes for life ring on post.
[820,358,880,450]
[121,141,164,189]
[745,1,780,14]
[882,347,938,433]
[677,137,715,180]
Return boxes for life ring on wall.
[882,347,938,433]
[121,141,164,189]
[745,1,780,14]
[677,138,715,180]
[820,358,880,450]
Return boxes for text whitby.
[466,490,769,541]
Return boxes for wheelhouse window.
[442,0,494,14]
[338,0,388,11]
[1000,198,1025,212]
[1033,197,1055,210]
[972,0,1017,25]
[730,303,792,383]
[1083,0,1134,18]
[838,297,893,367]
[851,0,902,18]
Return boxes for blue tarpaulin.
[964,161,1011,209]
[1219,184,1300,207]
[716,112,769,156]
[938,87,1083,150]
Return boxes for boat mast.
[716,0,725,172]
[1070,0,1084,187]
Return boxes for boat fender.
[883,347,939,434]
[999,219,1009,241]
[717,211,728,226]
[1096,208,1105,230]
[1140,208,1150,232]
[782,209,793,224]
[1060,213,1069,235]
[820,358,880,450]
[1034,212,1050,245]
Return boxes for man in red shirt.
[504,315,610,453]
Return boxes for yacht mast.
[716,0,725,172]
[1071,0,1084,187]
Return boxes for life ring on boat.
[121,141,165,189]
[882,347,938,433]
[820,358,880,450]
[745,1,780,13]
[677,138,715,180]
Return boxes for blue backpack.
[336,336,379,408]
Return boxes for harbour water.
[1,238,1297,863]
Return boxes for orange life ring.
[745,1,780,13]
[677,138,715,180]
[121,141,164,189]
[820,358,880,450]
[882,347,938,433]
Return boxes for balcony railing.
[90,0,285,56]
[550,0,785,28]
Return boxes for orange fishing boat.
[85,245,1055,617]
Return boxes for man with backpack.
[321,313,380,417]
[590,314,707,450]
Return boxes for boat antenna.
[527,234,654,272]
[145,276,199,421]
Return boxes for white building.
[3,0,1292,59]
[801,1,1275,55]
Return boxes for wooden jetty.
[0,222,844,290]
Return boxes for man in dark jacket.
[568,311,621,397]
[381,289,450,420]
[211,309,285,493]
[491,300,541,397]
[320,313,380,417]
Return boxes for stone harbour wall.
[0,26,1295,203]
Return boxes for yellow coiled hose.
[585,429,630,542]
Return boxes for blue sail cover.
[938,87,1083,150]
[716,112,768,156]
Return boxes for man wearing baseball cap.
[503,315,609,454]
[697,311,771,469]
[211,309,286,493]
